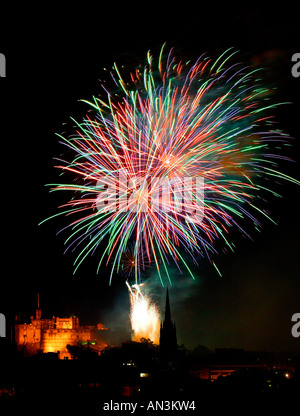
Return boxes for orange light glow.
[126,282,160,344]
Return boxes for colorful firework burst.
[42,45,299,284]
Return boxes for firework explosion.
[42,45,299,283]
[111,241,151,281]
[126,281,160,344]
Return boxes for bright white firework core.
[126,282,160,344]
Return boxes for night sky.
[1,7,299,353]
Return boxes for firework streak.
[42,45,299,284]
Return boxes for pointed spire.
[36,292,41,320]
[164,287,172,324]
[160,287,177,359]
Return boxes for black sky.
[1,6,299,353]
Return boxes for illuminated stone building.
[14,296,107,359]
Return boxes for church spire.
[160,287,177,360]
[164,287,172,324]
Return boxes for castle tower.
[36,292,41,320]
[159,288,177,360]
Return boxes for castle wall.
[14,323,41,356]
[15,314,107,359]
[41,328,92,358]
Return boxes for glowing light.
[126,281,160,344]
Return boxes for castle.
[14,290,177,360]
[14,295,107,359]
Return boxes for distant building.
[188,348,268,381]
[159,288,177,360]
[14,295,107,359]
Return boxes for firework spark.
[126,281,160,344]
[41,45,299,283]
[113,241,151,281]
